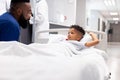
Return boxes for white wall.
[46,0,76,26]
[86,10,108,32]
[46,0,108,31]
[86,10,99,30]
[76,0,86,28]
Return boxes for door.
[109,22,120,42]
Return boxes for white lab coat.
[0,0,11,15]
[30,0,49,43]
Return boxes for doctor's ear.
[16,8,22,16]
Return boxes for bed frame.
[37,28,107,51]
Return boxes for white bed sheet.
[0,41,108,80]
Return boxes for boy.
[66,25,99,47]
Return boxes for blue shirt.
[0,12,20,41]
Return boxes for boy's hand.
[89,32,96,36]
[85,32,99,47]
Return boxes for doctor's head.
[10,0,32,28]
[67,25,85,41]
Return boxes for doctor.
[0,0,11,15]
[30,0,49,43]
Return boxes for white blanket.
[0,41,108,80]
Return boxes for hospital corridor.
[107,42,120,80]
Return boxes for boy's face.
[67,28,83,41]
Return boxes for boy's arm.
[85,32,99,47]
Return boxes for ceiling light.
[110,12,118,15]
[113,18,119,20]
[104,0,115,6]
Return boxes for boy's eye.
[71,32,74,34]
[68,32,74,34]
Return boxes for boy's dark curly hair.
[70,25,85,35]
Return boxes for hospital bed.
[0,29,110,80]
[37,28,107,51]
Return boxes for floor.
[107,42,120,80]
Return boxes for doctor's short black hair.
[70,25,85,35]
[11,0,30,3]
[10,0,30,12]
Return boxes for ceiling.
[86,0,120,22]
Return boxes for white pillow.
[80,33,92,42]
[48,33,92,43]
[48,34,67,43]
